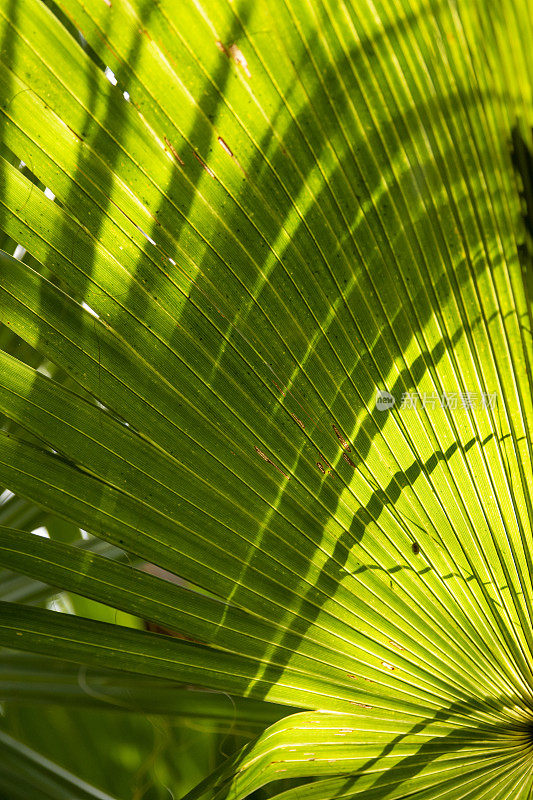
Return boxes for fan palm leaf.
[0,0,533,796]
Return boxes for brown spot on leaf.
[333,424,351,451]
[388,640,405,651]
[217,136,233,157]
[193,151,215,178]
[164,136,184,165]
[342,452,355,467]
[65,122,82,141]
[145,620,199,642]
[228,44,251,77]
[217,136,247,175]
[216,41,251,77]
[254,445,290,480]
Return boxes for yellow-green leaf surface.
[0,0,533,796]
